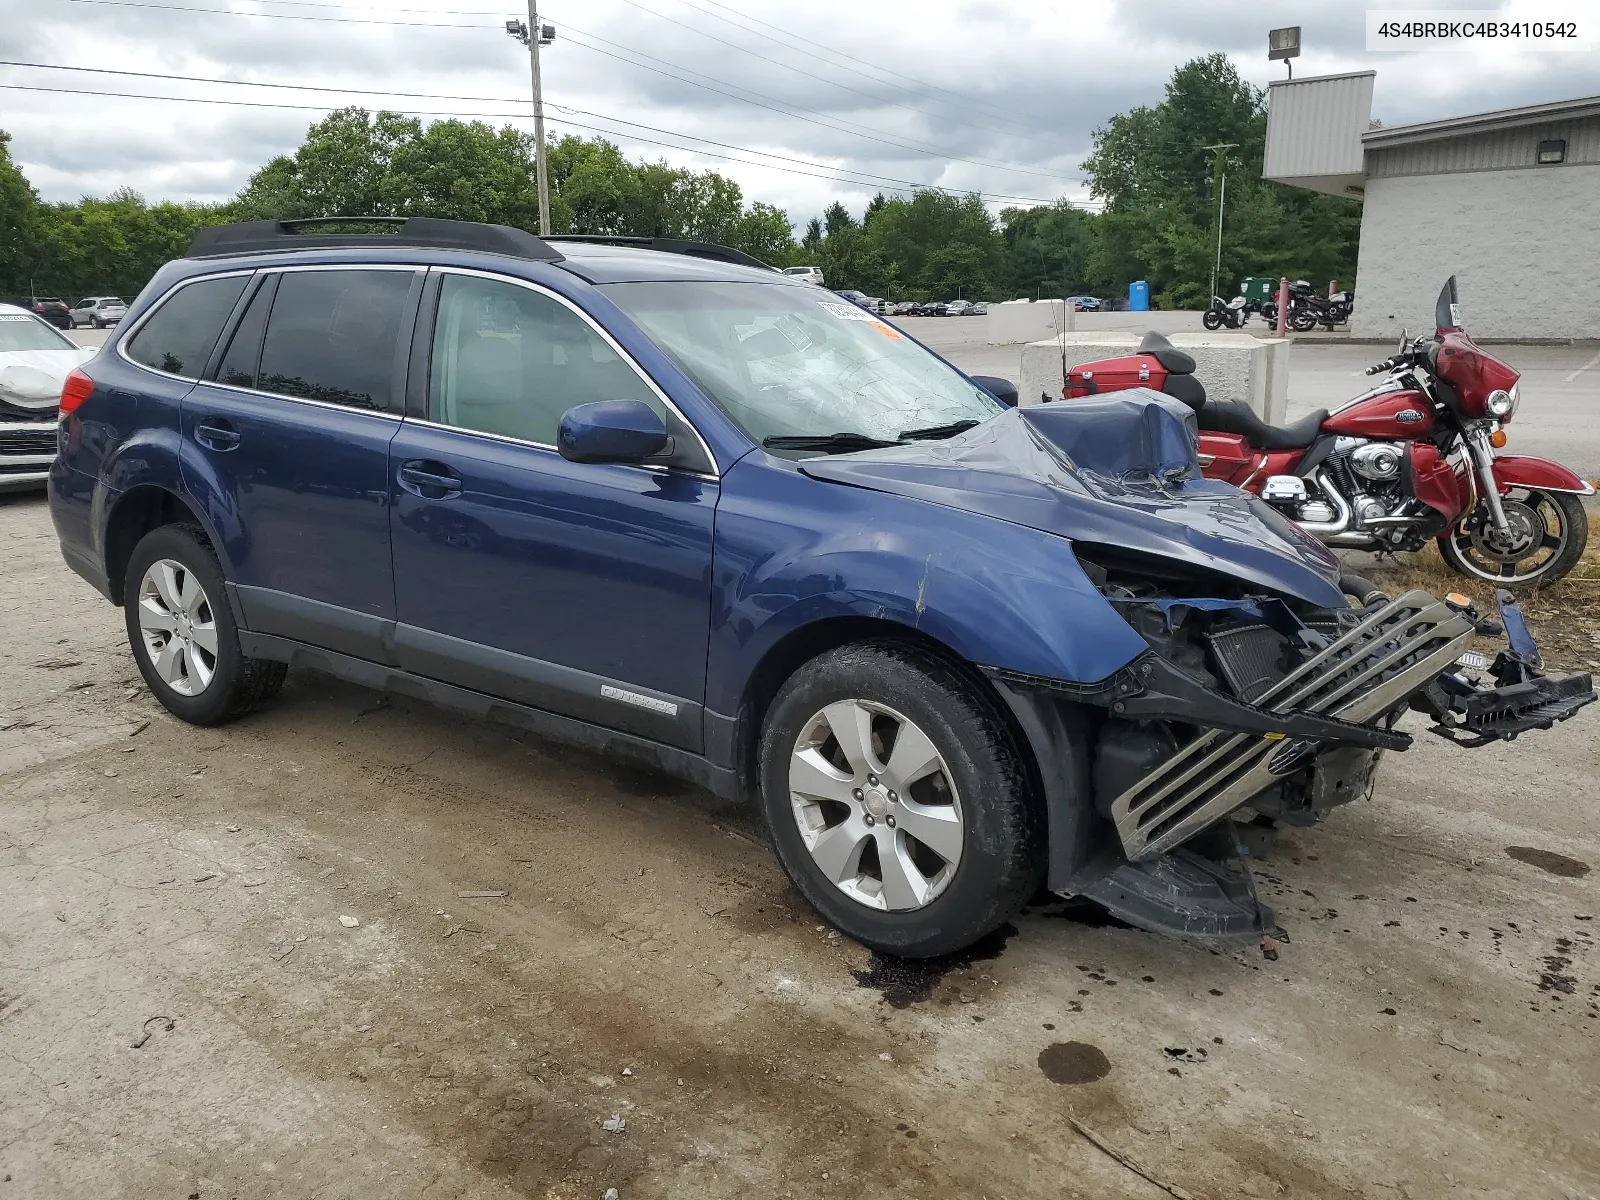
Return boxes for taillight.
[60,369,94,415]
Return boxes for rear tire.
[756,642,1044,958]
[124,523,286,725]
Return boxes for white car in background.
[782,265,825,286]
[0,303,94,492]
[69,296,128,328]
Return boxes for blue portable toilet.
[1128,280,1150,312]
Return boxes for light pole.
[1202,142,1238,302]
[507,12,555,235]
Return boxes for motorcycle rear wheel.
[1437,488,1588,589]
[1291,310,1318,333]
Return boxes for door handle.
[398,460,462,496]
[194,420,241,451]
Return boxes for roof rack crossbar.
[542,234,775,273]
[187,217,564,263]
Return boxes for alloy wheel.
[136,558,219,696]
[787,699,963,912]
[1449,489,1571,584]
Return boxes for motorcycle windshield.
[1436,276,1461,332]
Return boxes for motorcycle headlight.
[1486,388,1514,418]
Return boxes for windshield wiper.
[897,419,981,441]
[762,432,898,453]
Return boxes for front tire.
[1202,309,1223,331]
[124,524,287,725]
[757,642,1044,958]
[1437,489,1588,589]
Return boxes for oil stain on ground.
[1505,846,1589,877]
[1038,1041,1111,1085]
[853,923,1016,1008]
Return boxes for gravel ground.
[2,487,1597,1200]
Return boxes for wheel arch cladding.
[728,615,1035,792]
[103,486,204,605]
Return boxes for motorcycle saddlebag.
[1063,353,1167,400]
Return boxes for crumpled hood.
[799,392,1345,608]
[0,348,94,414]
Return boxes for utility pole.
[508,12,555,235]
[1202,142,1238,301]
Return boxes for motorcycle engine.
[1321,438,1428,546]
[1349,441,1402,481]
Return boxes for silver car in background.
[69,296,128,328]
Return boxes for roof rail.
[187,217,565,262]
[543,235,775,273]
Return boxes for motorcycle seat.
[1199,398,1329,450]
[1136,330,1197,376]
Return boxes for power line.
[0,79,1082,206]
[18,0,1078,184]
[0,59,1086,203]
[593,0,1057,153]
[687,0,1047,126]
[551,25,1074,183]
[40,0,497,27]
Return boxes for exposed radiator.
[1109,591,1476,861]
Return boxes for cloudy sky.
[2,0,1597,224]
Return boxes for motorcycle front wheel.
[1202,309,1224,331]
[1437,488,1589,589]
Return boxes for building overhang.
[1263,71,1377,198]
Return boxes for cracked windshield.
[603,280,1000,447]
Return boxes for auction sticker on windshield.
[818,300,905,340]
[818,301,876,322]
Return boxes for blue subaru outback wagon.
[49,218,1591,957]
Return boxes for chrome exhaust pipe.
[1296,469,1353,535]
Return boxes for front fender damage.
[990,588,1594,941]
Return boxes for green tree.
[233,108,421,219]
[389,120,539,227]
[1082,54,1362,306]
[1000,202,1097,299]
[0,130,42,294]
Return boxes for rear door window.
[256,269,414,411]
[125,275,249,378]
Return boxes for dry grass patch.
[1361,541,1600,672]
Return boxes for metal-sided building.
[1264,72,1600,341]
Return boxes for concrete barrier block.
[986,300,1071,346]
[1018,331,1291,420]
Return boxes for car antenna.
[1057,266,1070,401]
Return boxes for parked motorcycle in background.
[1201,294,1250,330]
[1061,277,1593,590]
[1258,280,1353,332]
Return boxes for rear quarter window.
[125,276,250,378]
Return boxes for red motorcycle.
[1061,277,1593,589]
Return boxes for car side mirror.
[558,400,671,464]
[970,375,1018,408]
